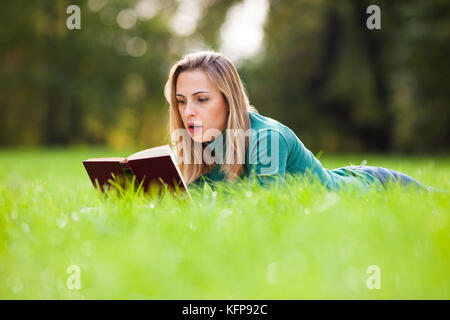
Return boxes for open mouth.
[187,124,202,133]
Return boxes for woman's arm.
[246,128,289,187]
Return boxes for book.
[82,145,191,199]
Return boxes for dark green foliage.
[0,0,448,153]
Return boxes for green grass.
[0,148,449,299]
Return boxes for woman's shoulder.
[249,111,281,129]
[248,111,298,146]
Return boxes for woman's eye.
[177,100,186,105]
[198,98,209,102]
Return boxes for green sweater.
[190,111,383,191]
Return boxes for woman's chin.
[190,133,205,143]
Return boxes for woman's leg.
[344,165,431,191]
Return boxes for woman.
[164,51,433,192]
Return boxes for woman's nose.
[184,101,196,116]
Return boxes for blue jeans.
[343,165,430,190]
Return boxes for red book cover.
[82,145,190,199]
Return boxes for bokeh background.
[1,0,449,153]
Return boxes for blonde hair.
[164,51,257,184]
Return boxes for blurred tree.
[0,0,448,153]
[388,0,450,152]
[241,0,449,153]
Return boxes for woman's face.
[176,69,229,143]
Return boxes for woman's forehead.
[176,70,218,94]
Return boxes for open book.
[82,145,191,199]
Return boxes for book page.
[127,145,191,199]
[169,151,189,197]
[84,157,125,162]
[127,145,172,160]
